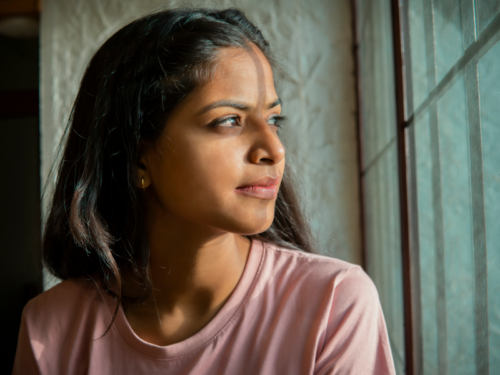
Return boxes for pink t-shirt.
[13,240,396,374]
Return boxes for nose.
[247,119,286,165]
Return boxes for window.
[356,0,500,373]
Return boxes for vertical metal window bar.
[390,0,415,373]
[351,0,367,271]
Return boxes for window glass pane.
[413,111,439,375]
[357,0,396,169]
[476,1,500,35]
[406,0,476,115]
[364,142,405,374]
[433,0,465,82]
[437,76,476,374]
[408,0,430,111]
[478,39,500,371]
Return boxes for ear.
[137,140,152,190]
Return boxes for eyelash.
[211,115,287,129]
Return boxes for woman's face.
[141,44,285,235]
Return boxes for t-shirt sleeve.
[12,302,41,375]
[314,266,396,375]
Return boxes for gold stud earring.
[141,177,145,191]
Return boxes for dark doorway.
[0,33,42,373]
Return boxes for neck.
[147,224,251,314]
[124,200,251,325]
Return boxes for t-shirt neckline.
[110,238,265,360]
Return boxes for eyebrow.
[197,98,282,115]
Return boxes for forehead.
[195,45,277,105]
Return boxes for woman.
[13,7,395,374]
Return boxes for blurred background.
[2,0,499,374]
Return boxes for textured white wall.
[41,0,361,286]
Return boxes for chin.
[208,202,276,235]
[215,215,273,236]
[232,219,274,236]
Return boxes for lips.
[235,176,280,200]
[236,176,280,189]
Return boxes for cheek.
[150,137,236,213]
[150,136,279,234]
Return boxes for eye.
[268,115,287,129]
[211,116,241,128]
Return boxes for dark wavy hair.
[43,7,316,303]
